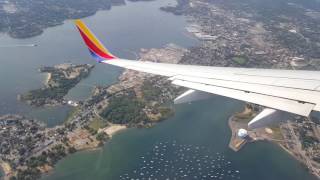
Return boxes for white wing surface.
[106,59,320,117]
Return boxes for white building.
[237,129,248,139]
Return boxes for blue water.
[0,0,196,126]
[44,98,317,180]
[0,0,317,179]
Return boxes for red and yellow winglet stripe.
[75,19,116,61]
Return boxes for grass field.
[232,56,248,65]
[89,117,106,131]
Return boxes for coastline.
[0,160,12,180]
[2,1,110,39]
[176,0,320,178]
[2,0,319,179]
[227,106,320,179]
[1,0,161,40]
[2,1,192,179]
[45,73,51,86]
[59,45,184,173]
[101,124,127,138]
[0,44,185,180]
[19,63,94,107]
[228,115,247,152]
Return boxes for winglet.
[75,19,117,62]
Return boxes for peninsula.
[18,63,94,107]
[228,104,320,178]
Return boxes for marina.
[119,141,241,179]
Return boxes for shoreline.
[228,115,247,152]
[19,63,94,107]
[1,0,162,40]
[3,0,320,179]
[1,2,106,39]
[101,124,127,138]
[0,160,12,180]
[44,72,51,86]
[2,37,186,180]
[227,106,320,179]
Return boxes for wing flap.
[171,75,320,105]
[127,65,178,77]
[172,79,315,116]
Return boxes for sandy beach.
[0,160,12,179]
[102,124,127,137]
[45,73,51,86]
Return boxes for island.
[18,63,94,106]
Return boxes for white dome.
[237,129,248,138]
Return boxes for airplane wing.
[75,19,320,129]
